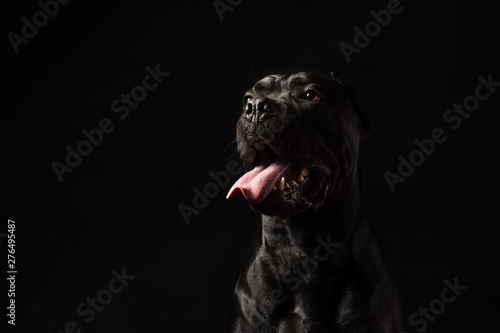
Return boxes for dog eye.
[244,95,252,103]
[301,90,320,102]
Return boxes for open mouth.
[272,166,309,191]
[226,141,310,204]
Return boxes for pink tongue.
[226,158,293,203]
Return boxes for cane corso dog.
[225,72,402,332]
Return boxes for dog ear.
[328,71,371,132]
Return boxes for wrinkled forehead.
[249,72,320,95]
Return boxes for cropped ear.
[329,71,345,86]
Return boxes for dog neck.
[260,172,363,252]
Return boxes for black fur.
[227,72,402,332]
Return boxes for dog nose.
[245,97,275,116]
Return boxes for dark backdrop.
[2,0,499,332]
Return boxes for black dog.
[226,72,402,332]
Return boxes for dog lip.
[250,142,290,171]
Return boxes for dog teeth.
[276,174,306,192]
[279,177,285,191]
[296,167,309,182]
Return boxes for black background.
[2,0,499,332]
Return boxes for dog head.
[226,72,364,216]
